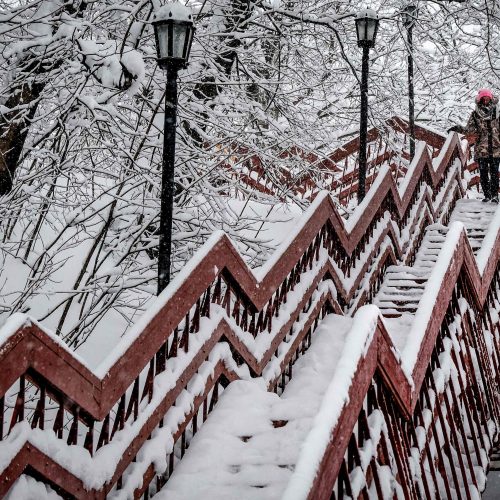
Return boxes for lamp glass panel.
[172,23,187,59]
[156,23,170,59]
[184,26,194,60]
[365,18,377,42]
[356,19,368,41]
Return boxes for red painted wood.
[4,123,498,500]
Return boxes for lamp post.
[355,8,379,203]
[153,2,195,294]
[402,4,417,161]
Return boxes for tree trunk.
[0,80,44,195]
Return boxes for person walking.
[450,89,500,203]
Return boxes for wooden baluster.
[267,302,272,332]
[180,312,190,352]
[288,268,295,292]
[451,344,484,467]
[338,458,353,499]
[53,399,64,439]
[378,384,413,499]
[222,284,231,316]
[421,378,456,500]
[213,276,222,304]
[415,400,442,500]
[156,341,167,374]
[125,377,140,422]
[359,409,384,498]
[462,312,494,445]
[347,434,369,500]
[0,396,4,440]
[169,451,175,476]
[84,420,94,456]
[141,359,155,403]
[281,279,288,304]
[111,395,126,439]
[428,368,467,499]
[240,306,248,330]
[169,328,179,359]
[232,296,240,325]
[458,331,490,452]
[9,375,25,433]
[191,299,201,334]
[209,381,219,412]
[97,414,110,450]
[256,310,264,334]
[248,311,256,338]
[201,286,211,318]
[406,412,432,499]
[202,397,208,422]
[192,412,198,436]
[273,292,280,318]
[67,408,79,446]
[446,365,479,491]
[181,429,186,458]
[31,385,46,430]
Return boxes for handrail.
[0,126,467,497]
[297,215,500,499]
[222,117,449,203]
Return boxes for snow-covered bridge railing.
[299,220,500,498]
[222,116,449,205]
[0,131,468,497]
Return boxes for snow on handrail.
[0,128,468,497]
[289,218,500,499]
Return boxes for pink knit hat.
[476,88,493,102]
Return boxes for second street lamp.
[402,4,417,161]
[153,1,195,294]
[355,8,379,203]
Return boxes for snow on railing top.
[0,124,473,498]
[283,305,380,500]
[0,130,464,382]
[403,221,465,374]
[476,205,500,274]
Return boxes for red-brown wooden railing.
[0,126,486,499]
[296,220,500,498]
[221,117,449,206]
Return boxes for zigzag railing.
[0,129,466,498]
[222,117,449,205]
[290,214,500,499]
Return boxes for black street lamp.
[355,8,379,203]
[402,4,417,161]
[153,2,195,294]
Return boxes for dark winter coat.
[459,97,500,159]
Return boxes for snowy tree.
[0,0,497,353]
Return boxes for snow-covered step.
[377,289,425,299]
[5,475,62,499]
[376,199,497,321]
[153,314,357,500]
[375,227,447,317]
[449,199,498,254]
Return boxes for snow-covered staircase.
[151,199,500,499]
[3,126,500,499]
[151,314,367,500]
[449,199,499,251]
[374,199,498,318]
